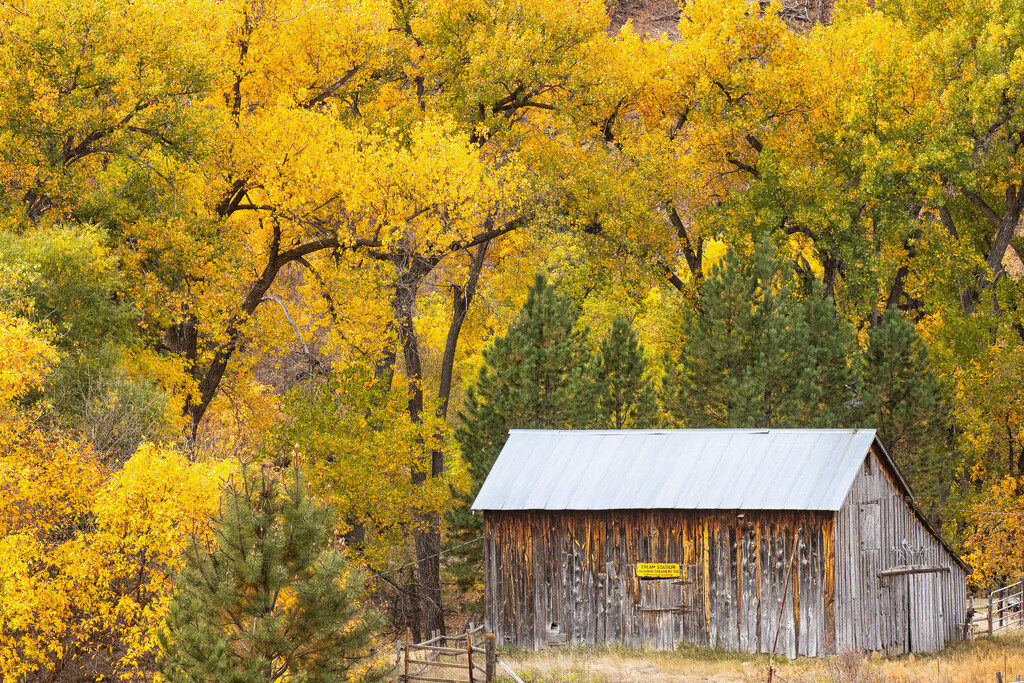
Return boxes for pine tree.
[447,273,598,606]
[456,272,599,489]
[860,307,951,503]
[669,239,858,428]
[596,315,659,429]
[158,461,383,683]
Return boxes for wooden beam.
[877,565,951,578]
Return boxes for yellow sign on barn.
[636,562,681,579]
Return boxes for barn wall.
[833,446,968,654]
[483,509,834,655]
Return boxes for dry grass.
[497,636,1024,683]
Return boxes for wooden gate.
[397,627,497,683]
[986,579,1024,635]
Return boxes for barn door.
[636,564,695,649]
[879,567,946,654]
[907,572,943,653]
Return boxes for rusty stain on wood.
[485,510,833,654]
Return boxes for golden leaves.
[0,426,230,679]
[0,311,56,404]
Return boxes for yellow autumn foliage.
[0,428,231,680]
[961,475,1024,592]
[0,310,57,405]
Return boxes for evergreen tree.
[596,315,659,429]
[447,273,598,607]
[456,272,599,490]
[158,461,383,683]
[860,307,951,503]
[669,239,858,428]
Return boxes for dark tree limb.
[601,98,625,145]
[668,206,705,279]
[295,255,340,324]
[216,179,247,217]
[437,239,489,420]
[185,218,284,438]
[939,205,959,239]
[962,189,1003,231]
[303,64,364,110]
[667,107,689,141]
[957,182,1024,317]
[882,226,923,317]
[725,154,759,179]
[986,183,1024,275]
[822,252,844,300]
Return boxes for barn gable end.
[833,443,968,654]
[474,429,968,656]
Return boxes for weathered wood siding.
[483,509,834,655]
[833,445,968,654]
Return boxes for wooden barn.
[472,429,969,657]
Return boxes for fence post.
[1019,578,1023,630]
[990,592,994,636]
[467,629,475,683]
[485,633,496,683]
[402,641,409,683]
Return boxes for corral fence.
[395,625,523,683]
[988,579,1024,635]
[967,579,1024,636]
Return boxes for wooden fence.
[396,626,501,683]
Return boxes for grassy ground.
[496,636,1024,683]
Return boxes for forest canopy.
[2,0,1024,676]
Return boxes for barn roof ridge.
[506,427,877,434]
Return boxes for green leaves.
[861,308,952,506]
[457,272,598,489]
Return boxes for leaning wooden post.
[766,533,799,683]
[467,629,475,683]
[485,633,496,683]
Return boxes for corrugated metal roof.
[472,429,878,512]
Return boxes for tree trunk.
[392,260,446,637]
[408,566,423,644]
[180,227,352,446]
[413,517,444,637]
[883,227,923,316]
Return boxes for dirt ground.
[497,636,1024,682]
